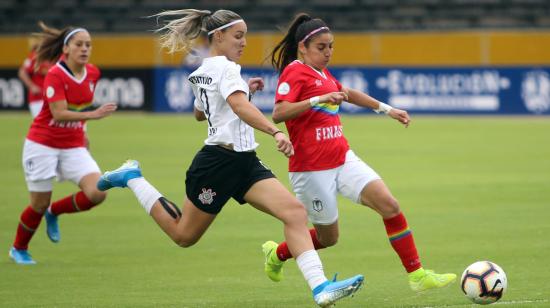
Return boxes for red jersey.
[27,62,100,149]
[22,50,52,103]
[275,60,349,172]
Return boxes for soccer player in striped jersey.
[98,9,363,307]
[9,23,117,265]
[261,13,457,292]
[18,34,53,118]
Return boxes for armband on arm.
[374,102,393,114]
[309,96,320,107]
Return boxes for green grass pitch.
[0,112,548,307]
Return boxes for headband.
[207,19,244,35]
[63,28,87,45]
[300,26,330,43]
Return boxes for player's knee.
[88,190,107,205]
[31,200,50,213]
[380,196,400,217]
[285,203,308,226]
[174,234,198,248]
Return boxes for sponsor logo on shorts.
[198,188,217,205]
[25,159,34,172]
[312,198,323,212]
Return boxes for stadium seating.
[1,0,549,33]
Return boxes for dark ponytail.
[270,13,330,73]
[35,21,72,65]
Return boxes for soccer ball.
[461,261,507,305]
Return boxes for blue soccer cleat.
[313,274,364,307]
[44,210,60,243]
[9,247,36,265]
[97,160,142,191]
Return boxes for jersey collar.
[296,60,327,79]
[56,61,88,84]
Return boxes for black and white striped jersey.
[188,56,257,152]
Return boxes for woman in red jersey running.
[18,34,53,118]
[9,22,117,264]
[261,13,457,292]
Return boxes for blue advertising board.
[153,66,550,115]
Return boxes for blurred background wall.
[1,0,549,114]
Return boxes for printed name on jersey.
[189,76,212,85]
[46,86,55,99]
[48,119,83,129]
[278,82,290,95]
[315,125,344,141]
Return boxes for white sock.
[296,250,328,291]
[127,177,162,215]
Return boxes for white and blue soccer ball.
[461,261,507,305]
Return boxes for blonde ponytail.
[152,9,211,54]
[152,9,243,54]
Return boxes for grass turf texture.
[0,112,548,307]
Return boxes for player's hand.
[91,103,117,119]
[248,77,264,94]
[320,92,348,105]
[30,84,41,94]
[274,131,294,157]
[388,108,410,127]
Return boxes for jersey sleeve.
[275,66,303,103]
[193,98,204,111]
[219,63,248,101]
[43,72,66,103]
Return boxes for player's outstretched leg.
[409,268,457,292]
[313,274,364,307]
[262,240,285,282]
[97,160,142,191]
[9,247,36,265]
[44,210,60,243]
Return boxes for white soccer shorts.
[28,100,43,118]
[289,149,381,225]
[22,139,101,192]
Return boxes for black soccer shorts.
[185,145,275,214]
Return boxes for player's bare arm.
[50,100,117,121]
[272,92,346,124]
[227,91,293,157]
[344,86,410,127]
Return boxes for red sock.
[383,212,422,273]
[13,206,44,250]
[276,228,326,261]
[49,191,97,215]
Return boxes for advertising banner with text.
[0,68,152,111]
[153,66,550,115]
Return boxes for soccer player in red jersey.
[18,36,53,118]
[261,13,457,292]
[9,22,117,264]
